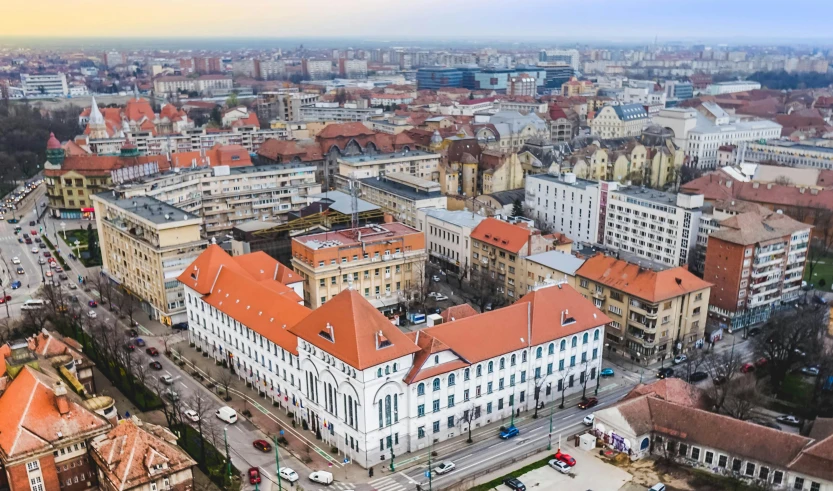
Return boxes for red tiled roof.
[470,218,533,254]
[317,122,376,140]
[440,304,478,323]
[44,154,167,177]
[257,139,324,162]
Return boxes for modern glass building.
[416,67,463,89]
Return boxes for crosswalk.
[368,476,407,491]
[309,483,355,491]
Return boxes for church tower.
[88,96,109,140]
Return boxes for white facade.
[705,81,761,95]
[653,106,782,169]
[525,173,618,247]
[416,208,486,274]
[604,188,704,267]
[20,73,68,97]
[300,103,384,122]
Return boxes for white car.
[160,375,174,385]
[673,354,687,365]
[309,471,333,484]
[68,283,78,290]
[583,414,595,426]
[433,462,456,475]
[11,257,20,264]
[31,247,39,254]
[87,310,97,319]
[435,294,449,301]
[428,292,439,298]
[183,409,200,423]
[548,459,571,474]
[279,468,299,483]
[38,257,46,265]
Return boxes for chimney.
[54,380,70,415]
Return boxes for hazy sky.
[5,0,833,42]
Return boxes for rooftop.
[294,223,421,250]
[94,193,200,225]
[471,217,534,254]
[358,174,443,201]
[528,172,598,190]
[525,250,587,277]
[306,190,379,215]
[422,208,487,229]
[338,150,438,164]
[710,209,811,245]
[613,186,700,209]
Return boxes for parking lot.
[495,448,633,491]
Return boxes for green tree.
[511,199,524,217]
[225,92,239,108]
[86,224,100,263]
[210,106,222,127]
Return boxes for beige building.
[336,173,447,228]
[337,150,441,181]
[590,104,650,139]
[521,249,585,292]
[290,223,427,313]
[92,194,207,325]
[575,254,712,365]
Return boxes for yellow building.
[481,151,525,194]
[91,193,207,324]
[575,254,712,365]
[521,249,585,293]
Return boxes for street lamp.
[61,222,66,240]
[73,239,81,259]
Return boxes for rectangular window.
[718,455,728,468]
[731,458,742,472]
[745,462,755,476]
[704,451,714,465]
[759,467,769,481]
[793,477,804,490]
[486,402,492,414]
[418,405,425,417]
[432,400,440,412]
[433,421,440,433]
[418,427,425,438]
[447,416,455,428]
[773,471,783,485]
[690,447,700,461]
[448,395,455,408]
[810,482,820,491]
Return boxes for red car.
[30,230,37,236]
[554,450,576,467]
[146,347,159,356]
[253,439,272,452]
[0,295,11,304]
[755,357,769,368]
[578,397,598,409]
[741,363,756,373]
[43,251,51,257]
[88,300,98,308]
[248,467,261,484]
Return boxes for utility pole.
[510,384,517,427]
[547,402,554,451]
[427,439,434,491]
[223,427,232,485]
[273,435,283,491]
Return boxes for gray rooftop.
[612,104,649,121]
[95,193,199,225]
[234,220,280,232]
[528,172,595,190]
[422,208,487,229]
[613,186,686,207]
[525,250,586,277]
[307,190,379,214]
[359,175,444,201]
[339,150,438,164]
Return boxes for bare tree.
[467,265,504,312]
[217,367,234,402]
[187,391,214,469]
[558,367,576,409]
[702,348,745,413]
[722,376,760,420]
[805,208,833,288]
[400,262,430,315]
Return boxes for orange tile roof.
[576,254,712,303]
[288,289,420,370]
[470,218,533,254]
[177,244,248,295]
[91,419,196,490]
[440,304,478,323]
[0,367,110,459]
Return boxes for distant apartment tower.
[339,59,368,78]
[20,73,68,97]
[663,81,694,106]
[507,73,537,97]
[704,209,810,332]
[705,80,761,95]
[194,56,223,74]
[302,59,333,80]
[539,49,580,71]
[604,187,704,267]
[232,59,258,78]
[258,59,286,80]
[179,58,194,74]
[103,51,124,67]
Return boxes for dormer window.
[376,331,391,349]
[319,323,335,342]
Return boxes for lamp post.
[223,427,231,486]
[388,423,395,472]
[547,401,554,451]
[61,222,66,240]
[273,435,283,491]
[73,239,81,259]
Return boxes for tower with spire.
[87,96,109,140]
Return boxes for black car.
[747,327,762,337]
[29,221,35,226]
[149,361,163,370]
[172,322,189,331]
[503,478,526,491]
[657,367,674,379]
[688,371,708,383]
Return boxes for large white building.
[603,187,704,267]
[416,208,486,276]
[653,103,782,169]
[525,172,619,248]
[704,80,761,95]
[300,103,384,122]
[181,245,608,468]
[20,73,68,97]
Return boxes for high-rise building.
[103,51,124,67]
[302,59,333,80]
[704,209,810,332]
[339,59,368,78]
[194,56,223,74]
[507,73,538,97]
[20,73,68,97]
[416,67,463,90]
[539,49,580,71]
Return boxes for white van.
[21,299,45,311]
[309,471,333,484]
[215,406,238,424]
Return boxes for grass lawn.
[805,254,833,290]
[63,228,101,267]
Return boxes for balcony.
[753,256,784,269]
[629,301,659,319]
[592,290,606,301]
[755,245,786,258]
[628,316,657,332]
[751,275,781,288]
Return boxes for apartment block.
[704,209,810,332]
[590,104,650,139]
[603,187,704,267]
[115,163,321,236]
[337,150,441,180]
[337,173,447,228]
[20,73,68,97]
[576,254,712,365]
[290,223,427,311]
[302,59,333,80]
[416,208,486,277]
[92,194,207,324]
[521,250,586,291]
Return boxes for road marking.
[397,471,418,484]
[138,325,153,336]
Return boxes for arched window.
[476,365,482,377]
[384,395,392,426]
[377,368,383,377]
[510,354,516,366]
[378,399,384,428]
[536,347,543,359]
[393,362,398,371]
[433,378,441,391]
[417,383,425,396]
[464,368,470,380]
[385,365,390,375]
[435,355,440,364]
[499,358,505,370]
[394,394,399,422]
[583,333,589,344]
[594,329,600,341]
[571,336,578,348]
[488,361,494,373]
[548,343,555,355]
[522,351,527,363]
[560,340,567,351]
[448,374,456,386]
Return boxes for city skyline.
[4,0,833,44]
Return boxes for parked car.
[688,371,709,383]
[149,361,162,370]
[88,300,97,308]
[248,468,260,485]
[182,409,199,423]
[776,415,802,426]
[431,275,441,282]
[548,459,571,474]
[215,406,238,424]
[160,375,174,385]
[434,294,449,301]
[87,310,97,319]
[741,363,756,373]
[433,462,456,475]
[11,280,21,289]
[11,257,19,264]
[31,247,38,254]
[43,251,51,257]
[124,343,134,351]
[502,477,526,491]
[428,292,439,298]
[278,468,299,483]
[146,347,159,356]
[583,414,595,426]
[600,367,615,377]
[801,366,820,376]
[553,451,576,466]
[163,388,179,402]
[657,367,674,379]
[0,295,10,304]
[747,327,762,337]
[253,440,272,452]
[126,328,138,337]
[673,354,688,365]
[578,397,598,409]
[649,484,666,491]
[309,471,333,485]
[172,322,189,330]
[499,425,520,439]
[68,282,77,290]
[755,357,769,368]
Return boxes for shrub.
[331,447,338,454]
[242,409,252,417]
